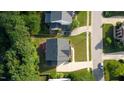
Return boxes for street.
[91,11,104,81]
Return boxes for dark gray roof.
[50,11,72,25]
[46,39,57,62]
[57,38,70,62]
[46,38,70,66]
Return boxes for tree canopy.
[0,12,40,80]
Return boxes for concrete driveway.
[56,61,93,72]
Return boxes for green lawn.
[89,11,91,26]
[49,68,94,81]
[89,32,91,61]
[104,60,111,81]
[103,24,114,53]
[63,68,94,81]
[76,11,87,27]
[67,33,87,61]
[103,24,124,53]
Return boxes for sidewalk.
[70,26,91,36]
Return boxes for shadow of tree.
[93,68,104,81]
[95,40,103,50]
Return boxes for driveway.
[91,11,104,81]
[56,61,92,72]
[103,52,124,60]
[102,17,124,25]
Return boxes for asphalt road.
[91,11,104,81]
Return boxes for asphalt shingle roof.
[46,38,70,66]
[50,11,72,25]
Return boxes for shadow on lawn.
[37,43,56,74]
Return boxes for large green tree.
[21,12,41,35]
[0,12,40,80]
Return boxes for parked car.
[98,63,103,70]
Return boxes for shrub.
[50,73,64,79]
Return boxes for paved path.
[71,47,75,62]
[71,11,91,36]
[91,11,104,81]
[103,52,124,60]
[70,26,91,36]
[56,61,92,72]
[102,18,124,25]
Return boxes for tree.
[106,60,124,79]
[22,12,41,35]
[71,18,79,30]
[0,12,40,80]
[106,37,112,45]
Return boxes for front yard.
[50,68,94,81]
[103,24,124,53]
[67,33,87,61]
[76,11,87,27]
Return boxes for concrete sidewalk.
[70,26,91,36]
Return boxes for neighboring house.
[46,38,71,66]
[114,23,124,43]
[45,11,75,35]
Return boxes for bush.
[103,11,124,18]
[50,73,64,79]
[106,37,112,45]
[71,19,79,30]
[104,60,124,80]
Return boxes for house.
[114,23,124,43]
[46,38,71,66]
[45,11,75,35]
